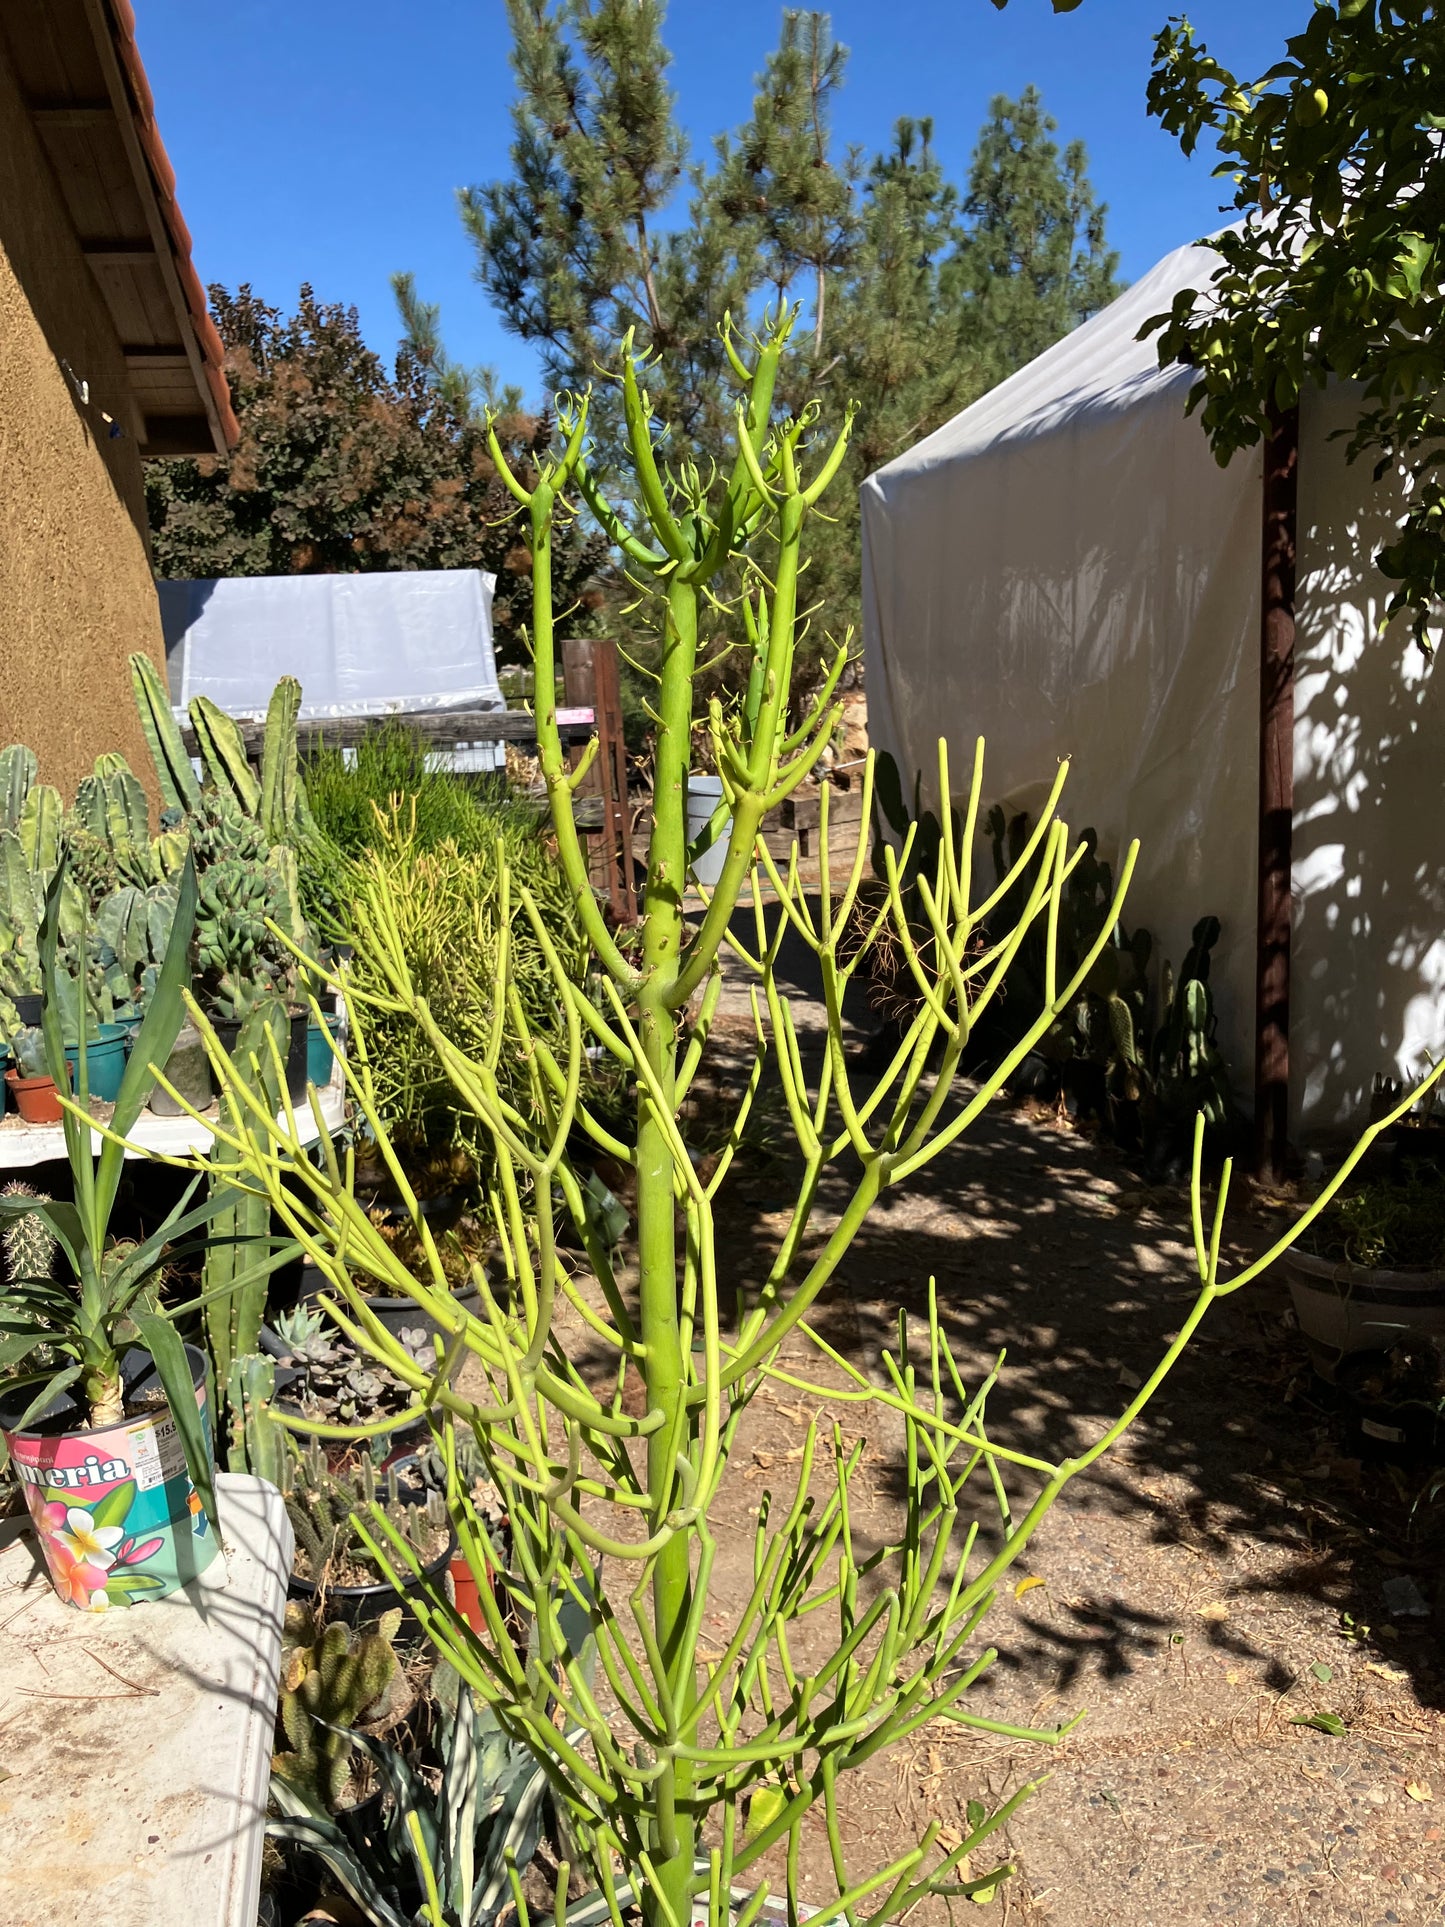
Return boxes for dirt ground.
[550,889,1445,1927]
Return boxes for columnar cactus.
[128,652,201,814]
[273,1607,402,1811]
[73,757,154,887]
[0,745,36,831]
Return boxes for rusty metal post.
[1254,404,1299,1180]
[562,636,636,923]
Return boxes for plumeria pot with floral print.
[0,1345,222,1610]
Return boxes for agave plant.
[269,1659,561,1927]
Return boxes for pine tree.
[449,10,1123,685]
[709,12,858,357]
[947,86,1122,389]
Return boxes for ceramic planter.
[5,1065,64,1124]
[0,1344,222,1611]
[147,1021,215,1117]
[64,1023,130,1104]
[1282,1248,1445,1380]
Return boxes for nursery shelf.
[0,1474,294,1927]
[0,1061,346,1169]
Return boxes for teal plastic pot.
[306,1012,343,1088]
[64,1024,129,1103]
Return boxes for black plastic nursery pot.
[300,1260,483,1349]
[0,1344,221,1610]
[287,1523,457,1641]
[211,1010,310,1105]
[1334,1352,1445,1464]
[363,1285,484,1348]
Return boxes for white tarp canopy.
[861,238,1445,1135]
[156,569,505,769]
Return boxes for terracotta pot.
[449,1550,491,1633]
[5,1066,64,1125]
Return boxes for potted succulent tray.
[1282,1166,1445,1379]
[261,1305,429,1456]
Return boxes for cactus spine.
[1,1182,57,1285]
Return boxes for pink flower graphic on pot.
[0,1345,223,1609]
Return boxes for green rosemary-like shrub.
[303,723,535,859]
[343,805,588,1176]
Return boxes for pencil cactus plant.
[187,316,1442,1927]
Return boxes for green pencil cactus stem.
[187,320,1445,1927]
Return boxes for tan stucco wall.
[0,41,167,805]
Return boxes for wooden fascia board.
[77,0,226,457]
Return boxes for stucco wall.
[0,40,168,804]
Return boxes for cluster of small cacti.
[0,741,185,1032]
[1,660,320,1051]
[282,1435,449,1592]
[188,793,295,1022]
[272,1602,403,1809]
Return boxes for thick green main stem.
[638,566,700,1926]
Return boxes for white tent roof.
[156,567,506,772]
[862,241,1445,1134]
[157,569,503,720]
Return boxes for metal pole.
[1254,403,1299,1179]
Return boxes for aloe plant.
[187,317,1444,1927]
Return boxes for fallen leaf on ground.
[1367,1662,1409,1682]
[1015,1576,1046,1599]
[1291,1712,1347,1736]
[1198,1602,1230,1621]
[1406,1782,1434,1802]
[1310,1661,1334,1683]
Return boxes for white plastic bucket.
[685,775,732,888]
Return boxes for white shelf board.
[0,1473,294,1927]
[0,1061,346,1169]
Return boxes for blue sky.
[137,0,1301,398]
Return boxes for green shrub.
[342,806,588,1179]
[303,724,534,859]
